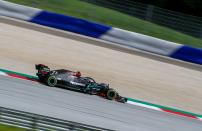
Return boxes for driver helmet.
[75,71,81,77]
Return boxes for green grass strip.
[0,123,30,131]
[127,98,202,118]
[5,0,202,48]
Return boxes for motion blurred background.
[6,0,202,48]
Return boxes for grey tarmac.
[0,76,201,131]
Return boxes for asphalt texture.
[0,76,201,131]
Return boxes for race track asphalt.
[0,75,201,131]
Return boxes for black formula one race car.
[35,64,127,103]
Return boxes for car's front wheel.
[106,89,117,100]
[46,76,57,87]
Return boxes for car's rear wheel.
[107,89,117,100]
[47,76,57,87]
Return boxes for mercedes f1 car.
[35,64,127,103]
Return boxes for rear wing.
[35,64,50,71]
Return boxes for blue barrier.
[170,45,202,64]
[30,11,111,38]
[30,10,202,65]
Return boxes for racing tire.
[106,89,117,100]
[47,76,57,87]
